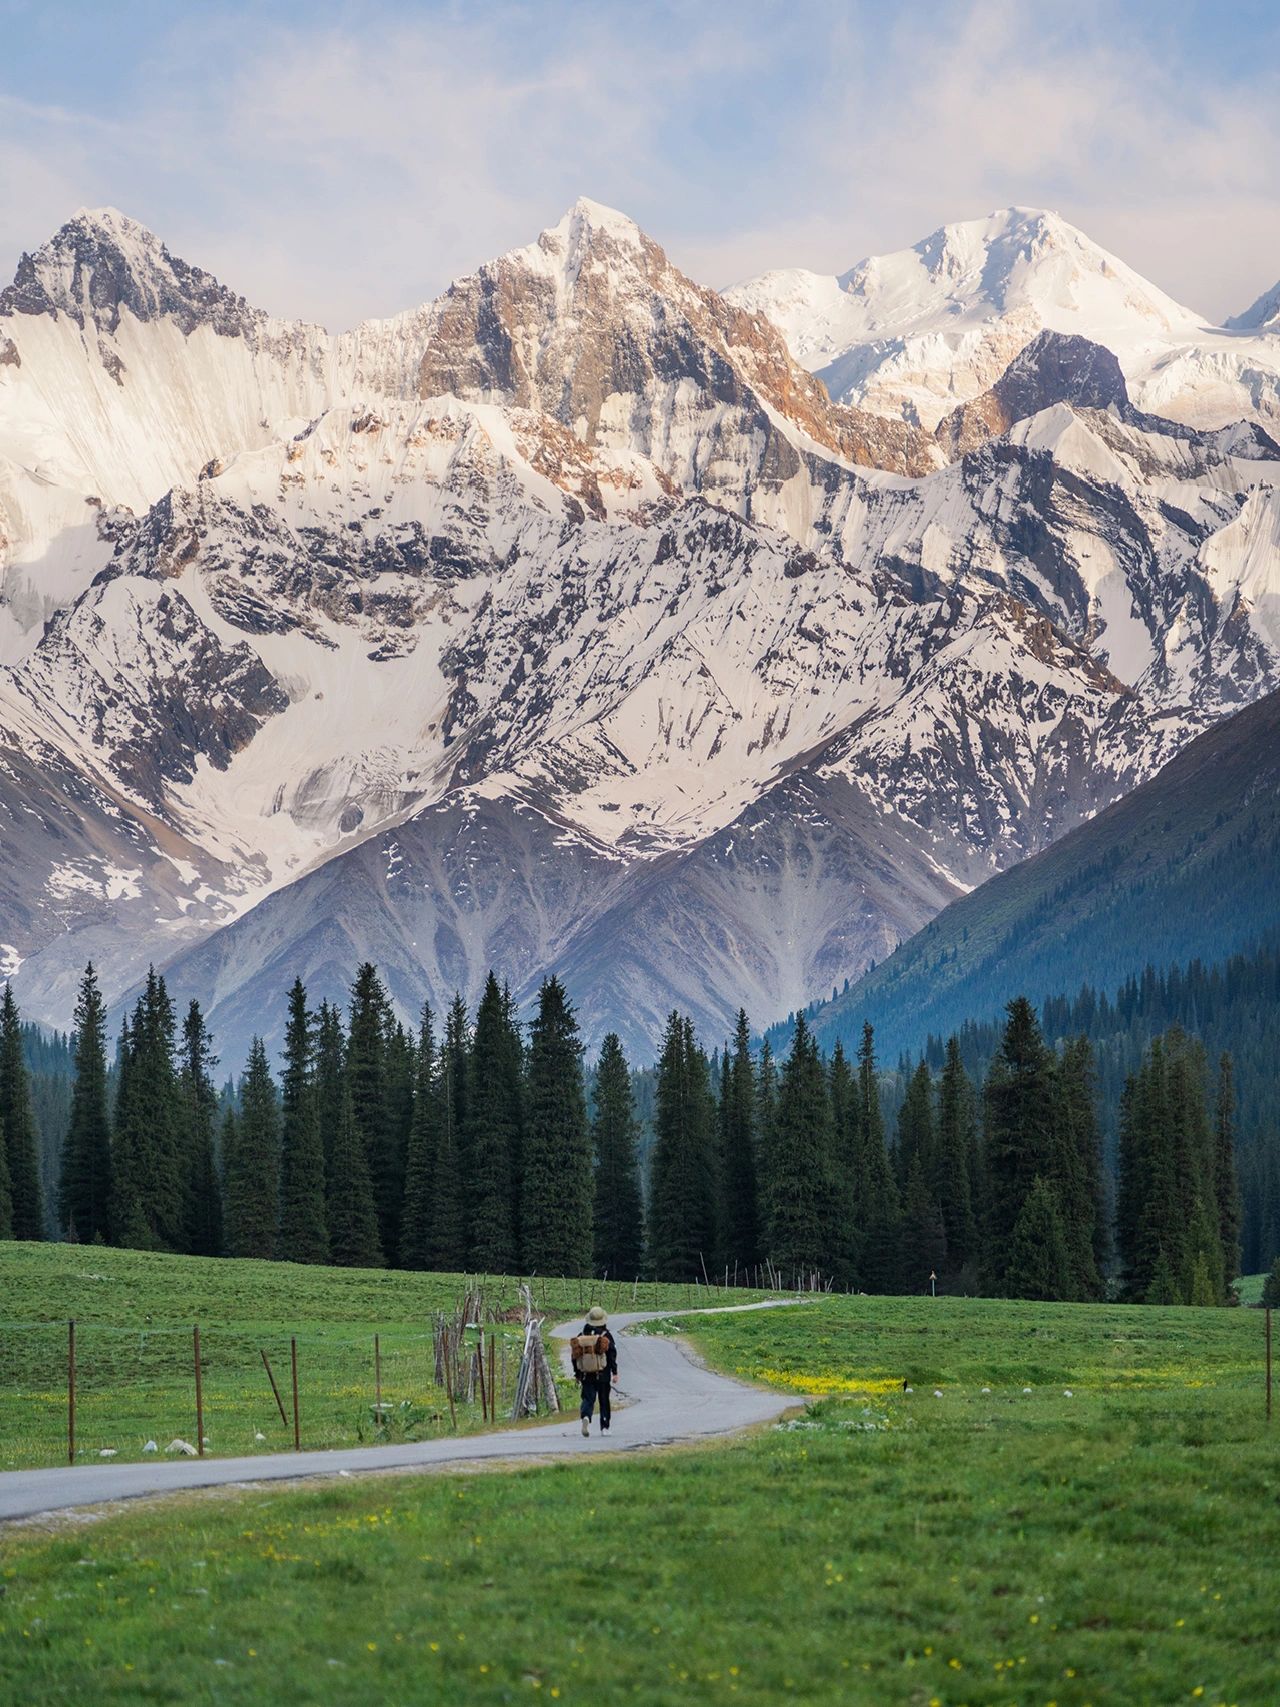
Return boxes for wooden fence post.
[68,1319,76,1466]
[1267,1307,1273,1423]
[375,1333,382,1427]
[193,1324,204,1457]
[291,1336,301,1451]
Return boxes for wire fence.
[0,1298,559,1471]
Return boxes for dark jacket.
[572,1324,618,1381]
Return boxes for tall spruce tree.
[278,980,329,1265]
[347,964,399,1263]
[648,1013,719,1281]
[900,1154,947,1291]
[443,994,471,1171]
[828,1040,860,1286]
[400,1004,438,1271]
[982,998,1061,1297]
[110,972,182,1249]
[224,1039,280,1260]
[894,1060,935,1188]
[426,1039,468,1271]
[58,963,112,1243]
[855,1023,900,1292]
[109,1013,150,1248]
[765,1014,836,1278]
[326,1078,384,1268]
[720,1011,761,1272]
[934,1036,977,1275]
[1055,1036,1103,1298]
[1117,1030,1228,1304]
[1214,1053,1243,1293]
[0,984,44,1238]
[0,1098,11,1238]
[521,978,592,1276]
[178,1000,223,1258]
[1004,1176,1072,1301]
[591,1032,644,1277]
[314,1000,347,1211]
[466,972,521,1272]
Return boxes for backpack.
[573,1333,608,1375]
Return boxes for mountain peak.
[554,196,646,246]
[1226,278,1280,332]
[0,205,262,338]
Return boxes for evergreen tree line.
[0,967,1248,1304]
[35,961,635,1279]
[904,936,1280,1274]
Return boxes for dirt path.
[0,1300,807,1522]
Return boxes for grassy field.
[2,1265,1276,1705]
[0,1243,768,1471]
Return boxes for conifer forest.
[4,953,1267,1307]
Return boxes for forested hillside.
[794,688,1280,1066]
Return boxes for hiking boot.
[581,1416,590,1437]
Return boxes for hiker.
[572,1305,617,1436]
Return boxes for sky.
[2,0,1278,329]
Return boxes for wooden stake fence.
[193,1324,204,1457]
[290,1336,301,1451]
[67,1318,75,1465]
[1267,1306,1273,1423]
[260,1348,288,1426]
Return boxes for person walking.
[572,1305,618,1436]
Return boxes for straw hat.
[586,1306,608,1326]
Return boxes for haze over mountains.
[1,198,1277,1064]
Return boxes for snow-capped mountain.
[2,200,1280,1061]
[728,207,1280,433]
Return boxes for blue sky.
[2,0,1278,326]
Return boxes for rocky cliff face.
[3,200,1280,1059]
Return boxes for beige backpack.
[573,1333,608,1374]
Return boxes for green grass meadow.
[2,1248,1277,1705]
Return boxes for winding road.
[0,1302,806,1523]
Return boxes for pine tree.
[1004,1176,1071,1302]
[900,1154,947,1292]
[466,972,521,1273]
[648,1013,720,1281]
[0,984,44,1238]
[521,978,592,1276]
[894,1060,935,1187]
[0,1100,12,1239]
[278,979,329,1265]
[109,1013,151,1248]
[110,972,182,1249]
[314,1000,347,1211]
[982,998,1060,1297]
[764,1014,835,1278]
[347,963,399,1263]
[224,1039,280,1260]
[720,1010,760,1272]
[444,994,471,1171]
[934,1036,977,1274]
[426,1040,468,1271]
[326,1079,384,1268]
[1215,1053,1243,1293]
[591,1033,644,1278]
[178,1001,222,1257]
[400,1004,438,1271]
[58,963,112,1243]
[827,1040,859,1285]
[1059,1036,1106,1289]
[855,1023,900,1292]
